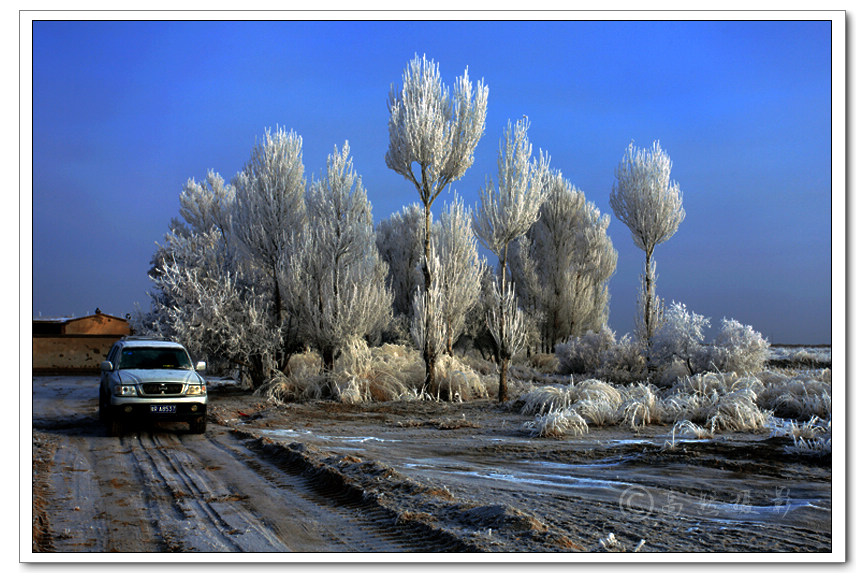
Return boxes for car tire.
[107,415,124,437]
[189,417,206,434]
[98,390,106,422]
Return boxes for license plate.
[150,404,176,414]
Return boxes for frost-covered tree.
[510,170,617,352]
[486,281,527,392]
[138,227,282,384]
[140,128,309,388]
[136,206,281,388]
[178,169,235,241]
[610,140,685,368]
[149,171,235,280]
[290,142,391,375]
[233,128,306,322]
[376,204,424,321]
[410,254,447,392]
[473,118,550,401]
[386,54,488,392]
[233,127,307,368]
[433,196,483,355]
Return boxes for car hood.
[117,369,203,385]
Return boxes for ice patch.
[258,428,400,444]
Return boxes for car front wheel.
[107,415,124,437]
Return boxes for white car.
[99,337,207,435]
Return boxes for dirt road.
[31,376,470,553]
[30,375,834,555]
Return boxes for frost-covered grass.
[259,342,491,404]
[784,435,832,456]
[768,345,832,368]
[255,339,832,458]
[516,367,832,449]
[523,408,589,438]
[756,368,832,420]
[768,415,830,440]
[593,533,646,553]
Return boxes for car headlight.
[186,383,206,396]
[113,384,138,396]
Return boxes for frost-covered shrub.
[434,354,488,402]
[459,350,498,376]
[555,327,645,384]
[519,379,622,419]
[651,302,712,382]
[596,333,646,385]
[258,342,427,404]
[555,326,615,374]
[520,380,666,431]
[529,352,560,374]
[258,367,324,404]
[709,318,770,375]
[315,343,489,403]
[765,393,832,456]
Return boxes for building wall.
[33,335,118,374]
[64,315,130,336]
[32,314,131,374]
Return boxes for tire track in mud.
[123,432,258,552]
[501,475,832,553]
[33,377,474,553]
[119,428,426,552]
[208,430,475,552]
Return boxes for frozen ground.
[30,369,833,556]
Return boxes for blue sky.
[30,18,835,344]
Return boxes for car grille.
[141,382,184,395]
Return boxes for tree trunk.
[322,346,337,374]
[322,345,338,399]
[422,203,432,290]
[498,356,509,402]
[425,344,437,399]
[497,248,510,402]
[421,200,437,398]
[249,354,267,390]
[644,250,655,376]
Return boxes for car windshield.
[117,347,193,370]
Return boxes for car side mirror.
[195,361,206,372]
[100,361,113,372]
